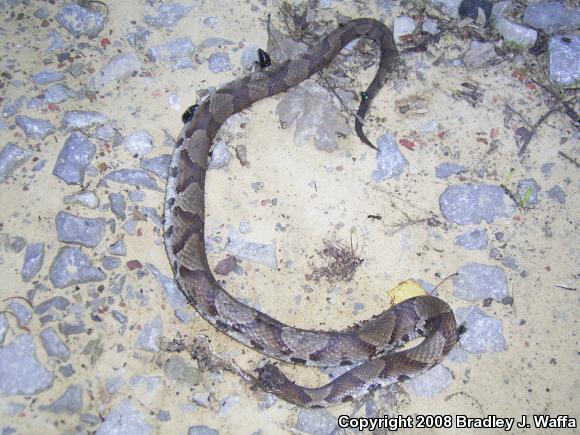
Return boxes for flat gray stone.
[208,141,230,169]
[136,315,163,351]
[89,53,142,91]
[225,230,276,269]
[208,53,232,73]
[40,327,70,360]
[8,302,31,327]
[405,364,453,397]
[124,130,153,156]
[453,263,508,300]
[109,192,127,220]
[15,115,55,139]
[440,184,512,225]
[548,185,566,204]
[144,2,192,28]
[40,384,82,414]
[549,34,580,87]
[164,356,202,386]
[296,408,337,435]
[96,399,151,435]
[49,247,106,288]
[188,426,219,435]
[61,110,109,131]
[523,2,580,34]
[0,143,32,183]
[109,239,127,256]
[456,306,506,353]
[56,3,106,38]
[63,191,100,209]
[53,133,96,185]
[435,161,466,179]
[31,70,66,85]
[55,211,107,247]
[0,314,7,345]
[141,154,171,179]
[44,83,77,104]
[147,264,186,307]
[21,242,45,281]
[34,296,71,315]
[372,132,408,181]
[146,36,195,62]
[0,334,54,395]
[103,169,161,191]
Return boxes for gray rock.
[517,178,540,205]
[6,236,26,253]
[109,192,127,220]
[373,132,408,181]
[63,191,100,209]
[144,2,192,28]
[44,83,77,104]
[59,321,86,336]
[435,161,466,179]
[548,35,580,87]
[101,256,121,270]
[501,255,518,270]
[109,239,127,256]
[103,169,161,191]
[439,184,512,225]
[464,41,497,69]
[126,25,152,50]
[0,143,32,183]
[81,413,102,425]
[427,0,463,18]
[40,384,82,414]
[2,95,26,117]
[405,364,453,396]
[141,154,171,179]
[188,426,219,435]
[453,263,508,301]
[31,70,66,85]
[422,18,440,35]
[124,130,153,156]
[523,2,580,34]
[55,211,107,248]
[157,409,171,421]
[56,3,106,38]
[111,310,128,324]
[454,228,488,250]
[46,30,66,55]
[15,115,55,139]
[296,408,337,435]
[61,111,109,131]
[203,16,218,28]
[53,133,96,185]
[0,314,7,345]
[225,229,276,269]
[128,190,145,202]
[96,399,151,435]
[393,16,416,42]
[446,345,469,363]
[541,162,554,175]
[33,6,50,20]
[7,302,31,326]
[147,37,195,62]
[0,334,54,395]
[34,296,71,315]
[202,37,234,49]
[136,315,162,351]
[147,264,186,307]
[548,185,566,204]
[492,1,537,49]
[208,141,230,169]
[208,53,233,73]
[95,123,116,141]
[49,247,106,288]
[40,327,70,360]
[164,356,202,386]
[89,53,142,91]
[59,365,75,377]
[240,44,260,70]
[456,306,506,353]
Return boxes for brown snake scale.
[163,18,458,407]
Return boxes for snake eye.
[181,104,199,123]
[257,48,272,68]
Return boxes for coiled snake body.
[164,18,458,408]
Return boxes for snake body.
[164,18,458,407]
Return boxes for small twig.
[445,391,486,417]
[518,105,559,157]
[557,151,580,169]
[504,104,533,128]
[317,72,366,125]
[531,78,579,125]
[554,284,577,291]
[432,273,458,294]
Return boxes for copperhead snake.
[163,18,458,408]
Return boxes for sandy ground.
[0,0,578,434]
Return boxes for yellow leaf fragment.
[387,280,428,304]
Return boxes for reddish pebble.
[47,103,58,111]
[399,138,416,150]
[127,260,142,270]
[100,38,111,48]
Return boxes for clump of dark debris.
[311,231,364,283]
